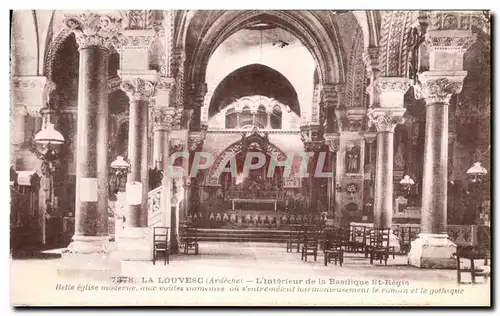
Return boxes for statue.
[346,144,360,173]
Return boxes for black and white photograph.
[8,9,492,306]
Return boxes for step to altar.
[182,228,290,243]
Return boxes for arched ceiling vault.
[183,10,348,86]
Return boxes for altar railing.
[191,210,325,229]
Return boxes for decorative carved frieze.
[367,108,406,133]
[362,46,380,76]
[320,84,337,108]
[426,11,489,33]
[414,71,467,104]
[346,26,367,109]
[124,10,156,30]
[324,133,340,152]
[378,11,419,77]
[64,13,124,50]
[426,31,477,53]
[374,77,412,94]
[120,32,155,48]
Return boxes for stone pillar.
[64,14,123,254]
[111,28,157,260]
[151,105,177,244]
[408,26,475,268]
[324,133,340,217]
[367,77,411,252]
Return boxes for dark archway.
[209,64,299,118]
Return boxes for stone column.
[408,26,475,268]
[152,105,177,244]
[324,133,340,217]
[303,141,324,213]
[64,14,122,254]
[367,77,411,252]
[111,28,157,260]
[114,76,157,260]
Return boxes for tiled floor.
[10,242,490,306]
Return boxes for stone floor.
[10,242,490,306]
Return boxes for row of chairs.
[152,224,200,265]
[287,224,400,266]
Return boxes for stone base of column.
[408,233,457,269]
[65,235,112,254]
[111,227,153,261]
[60,236,120,281]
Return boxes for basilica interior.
[10,10,490,268]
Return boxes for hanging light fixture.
[466,162,488,183]
[110,156,131,170]
[34,105,65,146]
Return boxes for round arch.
[205,138,287,186]
[209,64,300,117]
[185,10,346,86]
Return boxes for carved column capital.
[324,133,341,152]
[346,108,366,132]
[108,77,122,94]
[373,77,412,108]
[152,106,178,131]
[414,71,467,104]
[367,108,406,133]
[64,13,124,50]
[188,130,207,152]
[303,141,326,153]
[169,138,184,154]
[120,76,158,103]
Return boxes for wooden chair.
[286,224,302,253]
[301,227,319,262]
[153,227,170,265]
[455,246,490,284]
[323,227,344,267]
[367,228,391,265]
[181,225,199,255]
[349,225,368,254]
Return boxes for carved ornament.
[324,133,340,153]
[64,13,124,50]
[121,77,157,102]
[414,71,467,104]
[367,108,406,133]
